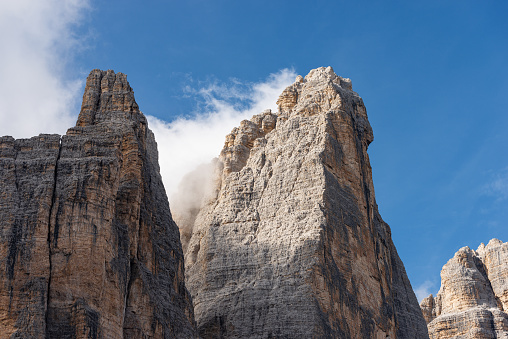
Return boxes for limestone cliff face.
[183,67,428,338]
[421,239,508,338]
[0,70,197,338]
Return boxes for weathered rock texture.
[421,239,508,338]
[0,70,197,338]
[183,67,428,338]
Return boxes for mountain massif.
[0,67,505,338]
[420,239,508,338]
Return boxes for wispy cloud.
[0,0,90,138]
[147,68,297,200]
[483,167,508,201]
[414,280,436,302]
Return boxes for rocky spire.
[421,239,508,338]
[183,66,429,338]
[0,70,197,338]
[77,69,142,126]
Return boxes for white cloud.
[414,280,436,302]
[0,0,90,138]
[484,167,508,201]
[147,68,297,201]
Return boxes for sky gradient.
[1,0,507,301]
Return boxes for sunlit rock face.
[183,67,429,338]
[0,70,197,338]
[421,239,508,338]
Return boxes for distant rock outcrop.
[420,239,508,338]
[0,70,197,338]
[182,67,429,338]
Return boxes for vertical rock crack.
[44,136,62,336]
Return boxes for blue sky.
[1,0,507,301]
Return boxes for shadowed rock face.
[183,67,429,338]
[421,239,508,338]
[0,70,197,338]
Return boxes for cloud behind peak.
[0,0,90,138]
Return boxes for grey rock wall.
[183,67,429,338]
[0,70,197,338]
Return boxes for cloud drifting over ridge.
[414,280,436,302]
[0,0,90,138]
[147,68,297,201]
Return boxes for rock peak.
[183,67,428,338]
[276,67,356,120]
[76,69,142,127]
[0,70,197,337]
[303,66,352,88]
[421,238,508,338]
[220,67,372,177]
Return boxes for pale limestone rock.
[477,239,508,312]
[183,67,428,338]
[421,294,436,324]
[421,239,508,338]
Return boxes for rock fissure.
[44,136,62,337]
[6,144,21,287]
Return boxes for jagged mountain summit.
[420,239,508,338]
[0,66,432,339]
[181,67,429,338]
[0,70,197,338]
